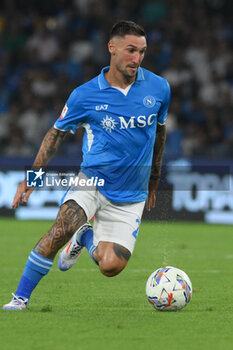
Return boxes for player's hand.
[146,178,159,211]
[146,190,156,211]
[11,179,35,208]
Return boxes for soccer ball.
[146,266,192,311]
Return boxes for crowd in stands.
[0,0,232,159]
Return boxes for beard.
[115,62,138,81]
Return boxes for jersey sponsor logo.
[101,115,118,132]
[96,104,108,111]
[60,105,68,120]
[100,114,157,131]
[119,114,157,129]
[143,96,156,108]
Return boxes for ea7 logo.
[119,114,157,129]
[96,104,108,111]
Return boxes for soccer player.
[3,20,170,310]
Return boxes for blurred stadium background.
[0,0,232,223]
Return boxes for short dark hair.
[109,20,146,40]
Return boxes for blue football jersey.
[54,66,170,203]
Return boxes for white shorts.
[62,173,145,254]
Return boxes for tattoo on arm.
[32,127,67,169]
[113,243,131,262]
[150,124,166,179]
[34,200,87,259]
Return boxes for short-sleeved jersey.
[54,66,170,203]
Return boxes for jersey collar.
[98,66,145,90]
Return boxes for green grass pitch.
[1,218,233,350]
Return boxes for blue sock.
[80,227,98,265]
[15,250,53,300]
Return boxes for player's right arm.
[12,127,67,208]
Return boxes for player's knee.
[59,200,86,237]
[95,242,131,277]
[98,256,126,277]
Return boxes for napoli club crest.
[143,96,156,108]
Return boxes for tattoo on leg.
[113,243,131,261]
[34,200,87,259]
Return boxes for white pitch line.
[51,268,222,274]
[226,255,233,259]
[2,267,222,274]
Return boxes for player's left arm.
[146,79,170,211]
[146,123,166,211]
